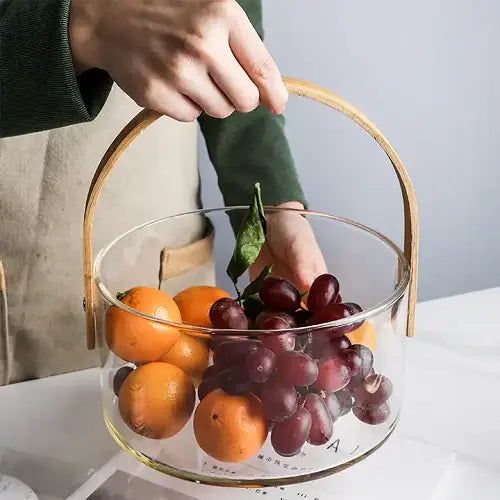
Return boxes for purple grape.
[310,335,351,361]
[262,333,295,354]
[341,350,364,377]
[318,391,343,422]
[202,364,218,380]
[245,347,276,383]
[353,374,393,408]
[318,388,353,420]
[346,367,375,394]
[345,302,362,315]
[335,389,354,416]
[255,312,296,354]
[276,351,318,387]
[312,303,352,323]
[198,375,220,400]
[313,356,351,392]
[294,309,312,326]
[219,368,254,395]
[353,402,390,425]
[344,302,364,330]
[252,383,263,398]
[209,298,248,329]
[261,378,298,422]
[113,366,134,396]
[307,274,340,313]
[259,277,301,312]
[309,303,353,338]
[256,311,297,329]
[303,393,333,445]
[208,335,239,352]
[271,407,312,457]
[213,339,261,371]
[342,344,373,378]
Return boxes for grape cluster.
[198,273,393,457]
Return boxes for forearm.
[0,0,112,138]
[198,0,306,210]
[199,105,306,208]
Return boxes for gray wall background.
[198,0,500,302]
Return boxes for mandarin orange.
[118,362,194,439]
[174,286,229,328]
[106,286,181,363]
[193,389,267,463]
[160,333,209,385]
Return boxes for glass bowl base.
[103,411,398,488]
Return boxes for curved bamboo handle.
[0,260,11,386]
[83,77,418,349]
[284,78,418,338]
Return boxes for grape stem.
[233,282,242,305]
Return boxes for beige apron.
[0,87,213,384]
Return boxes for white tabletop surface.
[1,287,499,499]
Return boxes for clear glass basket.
[83,78,418,487]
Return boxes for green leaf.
[242,265,272,299]
[226,183,267,286]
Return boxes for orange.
[347,321,376,352]
[118,362,195,439]
[106,286,181,363]
[174,286,230,328]
[160,333,209,385]
[193,389,267,463]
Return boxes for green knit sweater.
[0,0,305,208]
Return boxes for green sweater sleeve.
[198,0,306,210]
[0,0,112,138]
[2,0,305,211]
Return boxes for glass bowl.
[93,206,409,487]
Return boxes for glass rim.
[94,206,410,335]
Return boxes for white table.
[1,288,499,499]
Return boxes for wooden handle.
[283,78,418,338]
[0,260,11,386]
[0,261,5,292]
[83,77,418,349]
[158,227,214,285]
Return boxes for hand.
[69,0,288,121]
[250,202,328,293]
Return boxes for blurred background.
[199,0,500,302]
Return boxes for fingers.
[250,245,300,295]
[208,46,260,113]
[81,0,287,121]
[280,215,328,291]
[294,257,328,293]
[135,78,202,122]
[132,1,286,119]
[134,63,239,120]
[262,205,328,293]
[287,235,327,292]
[179,71,236,119]
[228,5,288,113]
[296,231,328,291]
[150,2,283,119]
